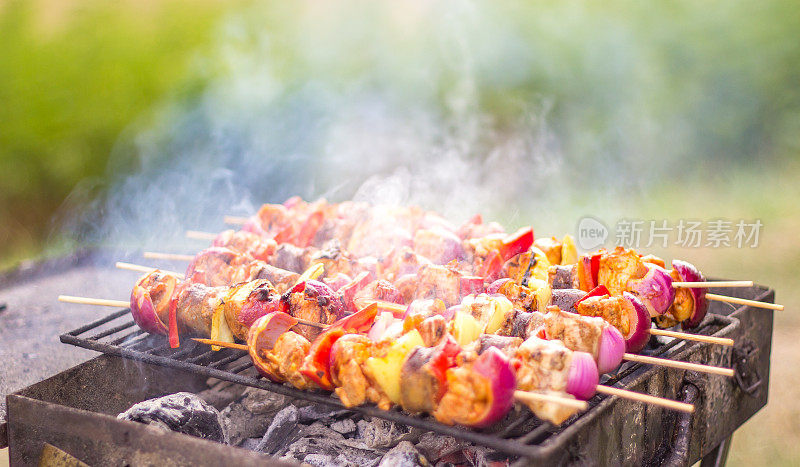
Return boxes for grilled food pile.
[130,198,711,427]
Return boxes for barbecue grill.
[2,254,774,466]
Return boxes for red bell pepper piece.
[498,227,534,262]
[590,254,601,286]
[425,335,462,400]
[168,297,180,348]
[479,250,504,280]
[338,271,373,311]
[300,327,346,390]
[575,284,610,307]
[333,303,379,334]
[295,210,324,247]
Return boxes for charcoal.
[357,417,419,449]
[297,404,352,423]
[303,453,359,467]
[255,405,300,454]
[415,433,468,463]
[221,386,294,445]
[281,437,381,466]
[378,441,430,467]
[239,437,262,451]
[331,418,357,435]
[118,392,228,444]
[198,379,248,409]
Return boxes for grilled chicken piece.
[470,334,523,357]
[222,279,277,340]
[666,269,693,322]
[534,237,563,266]
[543,307,604,359]
[418,315,448,347]
[245,262,300,293]
[174,283,224,336]
[574,295,630,337]
[514,337,572,394]
[380,246,431,281]
[414,264,463,306]
[549,265,578,290]
[518,391,581,425]
[284,282,346,340]
[433,361,490,426]
[598,247,648,296]
[213,229,276,262]
[185,247,249,287]
[268,331,317,390]
[330,335,375,407]
[271,243,315,273]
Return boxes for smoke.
[56,0,700,253]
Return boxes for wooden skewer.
[355,299,407,315]
[224,216,249,225]
[706,293,784,311]
[115,262,185,280]
[192,337,587,410]
[193,338,249,351]
[622,353,734,377]
[59,295,129,308]
[673,281,753,288]
[513,391,589,411]
[186,230,218,241]
[595,385,694,413]
[144,252,195,262]
[648,328,734,346]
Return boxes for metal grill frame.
[57,297,747,463]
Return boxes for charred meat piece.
[284,280,346,340]
[245,262,300,293]
[534,236,563,266]
[185,247,250,287]
[223,279,280,340]
[514,336,573,394]
[213,229,276,262]
[543,307,604,359]
[549,265,578,290]
[175,283,225,336]
[574,295,630,337]
[597,247,648,296]
[330,334,379,407]
[414,264,463,307]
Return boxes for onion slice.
[247,312,299,381]
[596,325,626,374]
[565,351,599,400]
[622,292,652,353]
[672,260,709,330]
[626,264,675,317]
[468,347,517,428]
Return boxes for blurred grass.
[0,0,244,267]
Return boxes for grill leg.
[700,436,732,467]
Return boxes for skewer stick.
[706,293,784,311]
[58,295,129,308]
[622,353,734,377]
[115,262,185,280]
[355,299,407,315]
[648,328,734,346]
[224,216,249,225]
[186,230,218,241]
[193,338,249,351]
[595,385,694,413]
[513,391,589,411]
[295,318,328,329]
[144,252,195,262]
[192,337,588,411]
[673,281,753,288]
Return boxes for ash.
[120,384,514,466]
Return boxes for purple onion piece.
[566,351,599,400]
[627,264,675,317]
[468,347,516,428]
[622,292,652,353]
[596,325,626,374]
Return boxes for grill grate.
[60,309,738,460]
